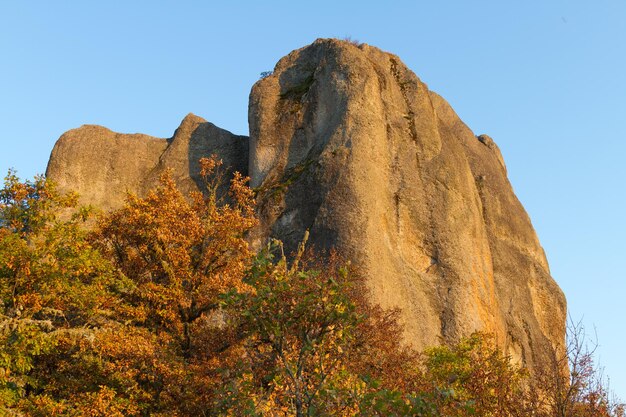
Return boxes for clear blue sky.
[2,0,625,399]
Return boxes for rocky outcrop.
[248,39,565,371]
[46,114,248,210]
[46,38,566,372]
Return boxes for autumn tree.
[0,158,258,416]
[532,318,625,417]
[213,236,445,416]
[0,170,133,415]
[89,156,257,414]
[420,332,530,417]
[216,239,365,415]
[94,157,256,356]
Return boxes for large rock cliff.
[248,39,565,370]
[46,39,566,372]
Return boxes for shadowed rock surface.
[46,113,248,210]
[46,39,566,372]
[248,38,565,371]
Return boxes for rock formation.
[46,38,566,372]
[46,113,248,211]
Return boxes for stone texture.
[248,38,566,371]
[46,114,248,210]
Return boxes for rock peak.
[249,39,565,372]
[180,112,207,125]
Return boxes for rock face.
[46,38,566,372]
[46,114,248,210]
[248,39,565,371]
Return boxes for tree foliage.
[0,170,130,414]
[216,238,432,416]
[532,318,625,417]
[0,165,622,416]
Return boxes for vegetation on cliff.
[0,165,622,416]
